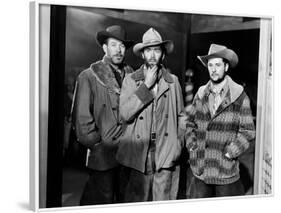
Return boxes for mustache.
[146,59,157,63]
[211,73,219,76]
[113,54,124,57]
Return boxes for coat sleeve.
[72,72,101,149]
[119,74,154,122]
[225,94,256,158]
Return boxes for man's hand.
[144,65,158,89]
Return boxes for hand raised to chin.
[144,65,158,89]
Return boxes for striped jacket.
[185,75,255,185]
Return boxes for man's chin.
[211,77,224,84]
[112,58,124,65]
[146,62,158,68]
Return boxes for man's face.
[207,57,229,84]
[142,46,163,68]
[103,38,126,65]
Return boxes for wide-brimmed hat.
[96,25,134,48]
[197,44,239,68]
[133,28,174,56]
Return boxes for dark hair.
[103,38,110,46]
[103,38,123,46]
[142,45,166,57]
[222,58,230,66]
[161,45,167,56]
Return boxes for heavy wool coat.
[116,65,186,173]
[72,57,133,171]
[185,75,256,185]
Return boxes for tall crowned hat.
[133,28,174,56]
[197,44,239,68]
[96,25,134,48]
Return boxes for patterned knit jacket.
[185,75,255,185]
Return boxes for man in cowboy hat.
[185,44,255,198]
[72,25,134,205]
[116,28,186,202]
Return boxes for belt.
[146,132,156,174]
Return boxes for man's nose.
[210,67,217,73]
[151,50,156,58]
[116,45,122,52]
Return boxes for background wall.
[64,7,191,105]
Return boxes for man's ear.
[141,52,144,59]
[102,44,107,55]
[161,53,165,61]
[225,63,229,72]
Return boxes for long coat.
[185,75,256,185]
[72,57,133,171]
[116,65,186,173]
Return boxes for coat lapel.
[156,77,169,101]
[90,60,132,95]
[214,89,231,116]
[131,66,145,82]
[201,92,212,121]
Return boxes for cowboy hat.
[197,44,239,68]
[133,28,174,56]
[96,25,134,49]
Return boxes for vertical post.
[38,3,51,209]
[46,5,66,207]
[253,18,272,194]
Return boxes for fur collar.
[89,58,133,94]
[197,75,243,104]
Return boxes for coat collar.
[197,75,243,104]
[131,64,174,84]
[196,75,244,119]
[90,56,133,94]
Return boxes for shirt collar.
[209,77,228,95]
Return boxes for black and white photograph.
[28,0,274,212]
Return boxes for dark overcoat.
[72,57,133,170]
